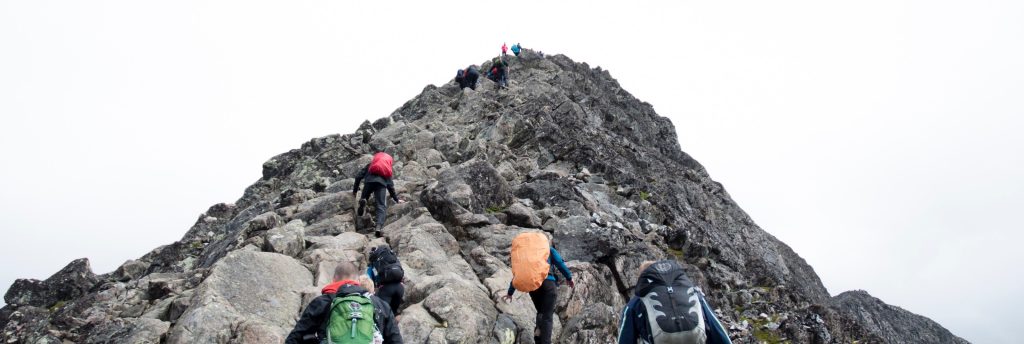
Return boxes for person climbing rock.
[617,260,733,344]
[455,69,466,88]
[501,232,574,344]
[285,261,403,344]
[511,43,522,56]
[464,65,479,90]
[487,58,509,88]
[501,42,508,56]
[353,151,404,236]
[456,66,479,90]
[367,245,406,315]
[497,59,508,88]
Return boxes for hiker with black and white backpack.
[367,245,405,314]
[285,261,403,344]
[617,260,732,344]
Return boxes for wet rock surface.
[1,50,966,343]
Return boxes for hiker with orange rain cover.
[354,151,404,236]
[501,231,574,344]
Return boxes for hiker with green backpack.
[286,261,403,344]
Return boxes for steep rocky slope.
[829,291,969,344]
[1,50,967,343]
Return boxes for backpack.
[368,152,393,179]
[325,293,377,344]
[636,260,707,344]
[510,232,550,292]
[369,245,404,284]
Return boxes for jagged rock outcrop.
[1,49,967,343]
[829,290,970,344]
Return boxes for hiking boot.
[375,225,384,238]
[357,199,366,216]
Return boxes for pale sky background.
[1,1,1021,343]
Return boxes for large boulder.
[3,258,98,308]
[264,220,306,258]
[420,159,513,224]
[166,251,312,343]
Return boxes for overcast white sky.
[1,1,1021,343]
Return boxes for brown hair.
[638,260,656,274]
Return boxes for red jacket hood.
[322,280,360,295]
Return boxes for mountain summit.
[1,50,968,343]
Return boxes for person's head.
[333,261,360,282]
[356,275,375,293]
[638,260,656,275]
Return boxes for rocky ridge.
[1,50,968,344]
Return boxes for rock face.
[0,50,967,343]
[829,290,970,344]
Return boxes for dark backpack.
[369,245,404,284]
[635,260,707,344]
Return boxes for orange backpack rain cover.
[510,231,551,292]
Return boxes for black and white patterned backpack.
[635,260,707,344]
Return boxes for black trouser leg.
[373,185,388,228]
[360,184,376,216]
[375,282,405,314]
[529,279,558,344]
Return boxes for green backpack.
[325,293,376,344]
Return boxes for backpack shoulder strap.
[317,294,338,336]
[370,295,389,327]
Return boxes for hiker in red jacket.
[285,261,403,344]
[354,151,404,236]
[502,42,508,56]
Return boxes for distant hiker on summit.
[501,231,574,344]
[617,260,733,344]
[354,151,404,236]
[285,261,403,344]
[487,58,509,88]
[511,43,522,56]
[501,42,508,56]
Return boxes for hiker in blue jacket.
[501,246,575,344]
[617,261,732,344]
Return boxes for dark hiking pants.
[360,182,388,228]
[529,279,558,344]
[375,282,405,314]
